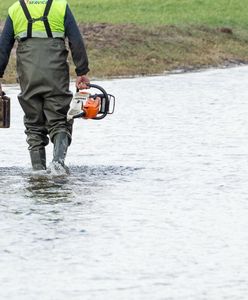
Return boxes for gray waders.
[16,38,73,170]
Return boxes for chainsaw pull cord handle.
[74,84,110,120]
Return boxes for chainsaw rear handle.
[75,83,111,120]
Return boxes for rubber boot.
[52,132,69,168]
[30,148,46,171]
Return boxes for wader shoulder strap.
[19,0,54,39]
[19,0,33,38]
[43,0,53,38]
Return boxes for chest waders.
[17,0,72,171]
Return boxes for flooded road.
[1,66,248,299]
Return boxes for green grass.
[0,0,247,29]
[1,0,248,82]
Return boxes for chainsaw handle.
[76,83,106,94]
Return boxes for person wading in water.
[0,0,90,172]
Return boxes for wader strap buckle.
[28,17,45,24]
[19,0,54,39]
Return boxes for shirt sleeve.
[0,16,15,78]
[64,5,90,76]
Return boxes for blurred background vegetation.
[1,0,248,82]
[0,0,247,28]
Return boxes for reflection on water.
[0,165,140,202]
[26,175,72,202]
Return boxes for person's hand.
[76,75,90,90]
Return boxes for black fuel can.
[0,93,10,128]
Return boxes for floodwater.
[1,66,248,299]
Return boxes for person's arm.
[64,5,90,88]
[0,16,15,80]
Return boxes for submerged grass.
[1,0,248,82]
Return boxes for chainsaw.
[67,84,115,121]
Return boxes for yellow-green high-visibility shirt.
[9,0,67,39]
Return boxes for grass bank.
[1,0,248,28]
[1,1,248,83]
